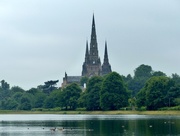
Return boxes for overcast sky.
[0,0,180,90]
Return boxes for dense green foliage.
[123,64,167,96]
[101,72,129,110]
[85,76,103,110]
[0,64,179,111]
[137,76,173,110]
[61,83,82,110]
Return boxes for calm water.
[0,114,179,136]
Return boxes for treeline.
[0,64,179,111]
[123,64,180,110]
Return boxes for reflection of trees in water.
[99,120,129,136]
[0,116,180,135]
[127,118,180,136]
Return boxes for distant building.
[62,14,112,87]
[61,72,81,87]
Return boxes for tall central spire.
[91,14,96,41]
[82,14,101,77]
[64,14,113,87]
[89,14,98,58]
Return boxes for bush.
[52,107,61,111]
[31,108,43,111]
[137,106,147,111]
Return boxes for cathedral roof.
[66,76,82,83]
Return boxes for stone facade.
[61,72,81,87]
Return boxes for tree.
[42,80,59,94]
[12,92,24,103]
[61,83,82,110]
[171,73,180,86]
[174,98,180,106]
[27,88,39,95]
[134,64,152,78]
[123,74,133,83]
[136,88,146,109]
[4,98,18,110]
[0,80,11,100]
[34,92,46,108]
[128,77,146,96]
[152,71,166,77]
[137,76,174,110]
[19,94,33,110]
[167,86,180,107]
[100,72,129,110]
[11,86,25,93]
[127,64,153,96]
[78,92,88,108]
[44,89,62,109]
[44,96,55,109]
[128,97,136,110]
[53,89,63,107]
[1,80,10,90]
[86,76,103,110]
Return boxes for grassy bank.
[0,110,179,115]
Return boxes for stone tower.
[62,14,112,87]
[82,15,101,77]
[101,41,112,75]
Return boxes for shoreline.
[0,110,179,115]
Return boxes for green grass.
[0,110,179,115]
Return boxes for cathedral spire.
[82,14,101,77]
[103,41,109,64]
[91,14,96,38]
[91,14,97,41]
[90,14,98,57]
[101,41,112,75]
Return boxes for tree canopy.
[137,76,175,110]
[100,72,129,110]
[85,76,103,110]
[61,83,82,110]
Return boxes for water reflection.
[0,114,179,136]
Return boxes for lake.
[0,114,179,136]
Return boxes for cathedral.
[62,15,112,87]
